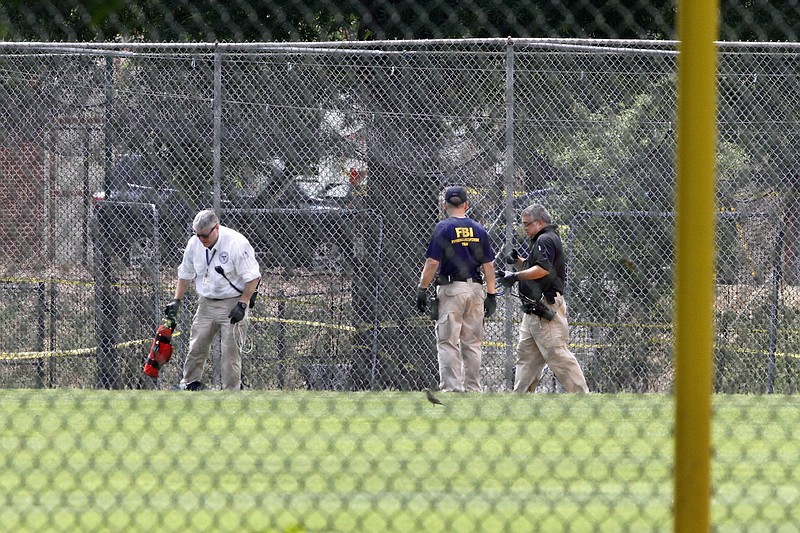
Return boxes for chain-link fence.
[2,40,800,393]
[2,6,800,528]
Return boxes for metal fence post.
[503,37,516,389]
[766,220,782,393]
[35,282,46,388]
[82,117,91,267]
[95,57,120,389]
[368,212,385,389]
[103,55,114,197]
[212,43,223,214]
[94,202,120,389]
[276,296,286,388]
[48,282,56,386]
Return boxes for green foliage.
[4,0,794,43]
[0,0,681,41]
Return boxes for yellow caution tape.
[3,275,799,362]
[0,331,182,361]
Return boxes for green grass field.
[1,390,798,532]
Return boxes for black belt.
[436,274,482,284]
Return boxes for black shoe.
[172,381,207,391]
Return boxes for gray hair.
[521,204,552,224]
[192,209,220,231]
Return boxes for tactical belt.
[436,274,482,285]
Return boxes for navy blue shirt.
[425,216,495,280]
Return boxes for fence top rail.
[1,39,797,60]
[1,38,799,50]
[0,37,800,53]
[0,38,675,50]
[572,210,773,220]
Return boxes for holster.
[435,274,454,285]
[428,295,439,320]
[435,273,482,285]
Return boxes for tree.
[4,0,800,43]
[1,0,679,42]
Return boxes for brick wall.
[0,144,44,262]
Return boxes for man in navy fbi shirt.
[416,186,497,392]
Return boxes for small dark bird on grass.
[425,388,444,405]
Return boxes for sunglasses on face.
[193,224,218,239]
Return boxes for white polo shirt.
[177,225,261,299]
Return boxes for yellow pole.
[674,0,719,531]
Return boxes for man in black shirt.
[497,204,588,393]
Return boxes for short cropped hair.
[192,209,220,232]
[521,204,552,225]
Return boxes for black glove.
[497,271,519,288]
[228,301,247,324]
[416,287,428,313]
[504,249,519,264]
[164,299,181,319]
[484,293,497,317]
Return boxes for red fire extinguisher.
[143,317,176,378]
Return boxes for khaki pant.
[513,294,588,393]
[181,296,247,390]
[435,280,486,392]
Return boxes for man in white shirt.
[165,209,261,390]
